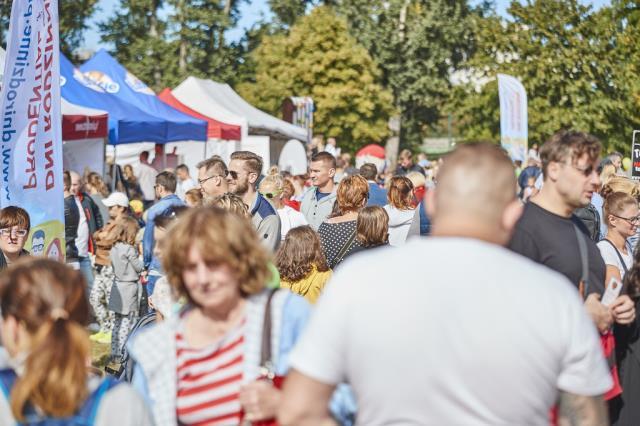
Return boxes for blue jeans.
[146,274,160,298]
[78,256,94,289]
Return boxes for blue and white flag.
[498,73,528,162]
[0,0,64,259]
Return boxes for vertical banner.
[631,131,640,180]
[497,74,528,162]
[0,0,64,260]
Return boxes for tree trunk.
[178,0,187,73]
[149,0,162,88]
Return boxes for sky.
[82,0,611,52]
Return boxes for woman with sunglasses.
[0,206,31,271]
[259,169,308,241]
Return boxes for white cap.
[101,192,130,208]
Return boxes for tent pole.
[204,140,208,160]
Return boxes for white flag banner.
[497,73,528,162]
[0,0,64,259]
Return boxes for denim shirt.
[142,194,184,271]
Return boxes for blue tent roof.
[60,54,169,145]
[80,49,207,143]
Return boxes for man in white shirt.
[175,164,197,200]
[279,143,612,425]
[135,151,157,207]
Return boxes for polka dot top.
[318,220,361,269]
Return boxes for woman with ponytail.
[0,258,152,425]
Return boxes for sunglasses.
[228,170,239,180]
[198,175,223,186]
[565,163,596,177]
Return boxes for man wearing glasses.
[227,151,281,252]
[510,131,635,330]
[196,156,229,202]
[0,206,31,270]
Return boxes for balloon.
[623,157,631,171]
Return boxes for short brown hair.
[156,171,177,193]
[540,130,602,178]
[336,175,369,214]
[0,206,30,232]
[359,163,378,181]
[185,188,203,206]
[231,151,263,175]
[208,193,250,218]
[162,207,271,302]
[276,226,329,281]
[196,156,228,177]
[357,206,389,247]
[387,176,415,210]
[399,149,413,160]
[311,151,337,169]
[604,192,638,226]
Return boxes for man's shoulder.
[254,194,278,219]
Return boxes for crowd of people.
[1,131,640,425]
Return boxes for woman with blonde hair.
[129,208,311,426]
[276,226,331,303]
[601,176,640,248]
[259,170,307,240]
[317,174,369,268]
[85,171,111,225]
[384,176,420,246]
[0,258,151,424]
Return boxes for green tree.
[238,6,393,153]
[335,0,474,151]
[450,0,631,153]
[268,0,312,28]
[0,0,99,59]
[99,0,172,91]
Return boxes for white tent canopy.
[202,79,308,141]
[174,77,308,142]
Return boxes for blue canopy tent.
[60,54,169,145]
[80,49,207,143]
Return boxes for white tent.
[201,79,308,142]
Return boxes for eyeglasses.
[198,175,223,186]
[611,214,640,225]
[0,228,28,238]
[564,163,596,177]
[228,170,239,180]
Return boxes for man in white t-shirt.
[135,151,157,206]
[175,164,197,200]
[279,143,612,425]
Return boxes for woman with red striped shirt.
[129,207,311,426]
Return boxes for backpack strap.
[572,221,590,298]
[601,239,629,274]
[0,368,16,401]
[75,377,122,425]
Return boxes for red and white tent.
[61,99,109,175]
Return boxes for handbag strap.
[601,238,629,274]
[573,221,590,298]
[260,288,279,377]
[335,226,357,264]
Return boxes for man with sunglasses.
[196,156,229,202]
[509,130,635,333]
[228,151,281,252]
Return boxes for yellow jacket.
[280,266,332,304]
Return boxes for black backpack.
[574,204,601,242]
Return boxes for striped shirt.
[176,320,245,425]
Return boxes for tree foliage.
[450,0,640,154]
[334,0,474,150]
[0,0,99,59]
[238,6,393,153]
[99,0,244,91]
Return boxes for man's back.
[136,163,157,201]
[289,238,611,424]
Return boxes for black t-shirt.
[509,202,606,295]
